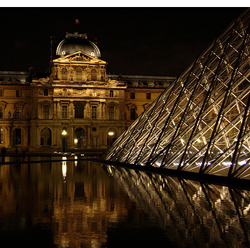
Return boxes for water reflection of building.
[0,160,134,247]
[0,32,175,152]
[106,164,250,247]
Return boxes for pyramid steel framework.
[104,164,250,246]
[101,8,250,180]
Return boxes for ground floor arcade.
[0,119,125,152]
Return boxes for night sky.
[0,7,246,77]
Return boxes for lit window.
[146,93,151,100]
[43,105,49,119]
[130,92,135,99]
[62,105,68,118]
[92,106,97,119]
[109,106,114,120]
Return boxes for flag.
[75,19,80,24]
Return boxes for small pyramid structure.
[101,8,250,180]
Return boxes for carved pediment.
[14,101,26,109]
[71,54,90,62]
[126,103,137,110]
[53,51,106,64]
[40,100,52,107]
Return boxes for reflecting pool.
[0,157,250,247]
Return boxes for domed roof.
[56,32,101,58]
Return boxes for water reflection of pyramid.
[102,9,250,180]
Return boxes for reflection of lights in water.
[62,157,67,179]
[74,156,78,166]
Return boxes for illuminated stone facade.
[0,33,176,152]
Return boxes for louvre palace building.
[0,32,175,152]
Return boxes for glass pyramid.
[102,9,250,180]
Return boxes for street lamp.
[108,131,114,136]
[108,130,115,146]
[62,129,67,152]
[62,130,67,136]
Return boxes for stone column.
[103,103,106,119]
[70,101,74,118]
[53,101,57,119]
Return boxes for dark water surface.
[0,157,250,247]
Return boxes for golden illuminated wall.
[125,87,166,127]
[0,52,174,151]
[0,83,32,148]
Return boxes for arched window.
[91,69,97,81]
[0,108,3,119]
[61,68,68,80]
[76,68,82,81]
[74,128,86,148]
